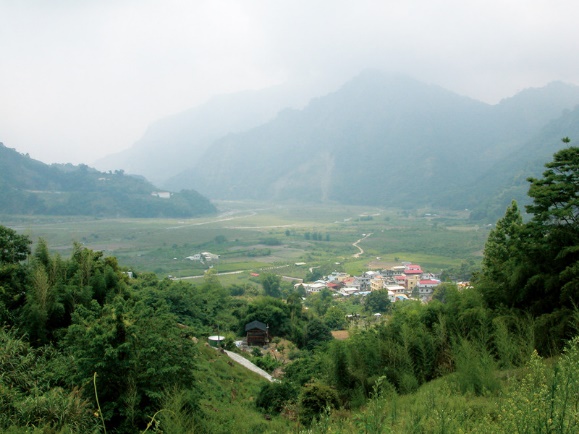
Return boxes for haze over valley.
[3,3,579,433]
[3,70,575,222]
[95,71,579,221]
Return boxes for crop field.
[1,201,491,280]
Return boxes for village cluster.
[296,264,443,303]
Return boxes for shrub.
[255,381,298,413]
[299,382,340,425]
[497,336,579,432]
[254,354,282,373]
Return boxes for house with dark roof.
[245,320,269,346]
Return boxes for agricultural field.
[1,201,490,280]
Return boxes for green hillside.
[0,143,216,217]
[464,107,579,221]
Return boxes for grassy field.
[1,201,490,280]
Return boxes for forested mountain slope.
[462,106,579,220]
[170,71,579,209]
[0,143,215,217]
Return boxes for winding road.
[352,233,372,258]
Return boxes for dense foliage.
[475,140,579,352]
[0,230,263,432]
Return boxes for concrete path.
[222,349,274,382]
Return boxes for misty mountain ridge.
[93,81,321,186]
[94,70,579,218]
[163,71,579,209]
[0,143,215,218]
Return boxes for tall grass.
[452,337,500,396]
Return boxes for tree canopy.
[0,225,31,264]
[476,139,579,350]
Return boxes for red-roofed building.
[419,279,441,286]
[404,264,423,275]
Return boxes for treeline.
[0,182,216,218]
[256,287,579,431]
[304,232,330,241]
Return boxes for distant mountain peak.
[168,73,579,209]
[92,71,579,213]
[498,80,579,105]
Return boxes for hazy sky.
[1,0,578,165]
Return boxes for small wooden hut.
[245,320,269,346]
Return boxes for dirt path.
[165,210,258,230]
[174,263,291,280]
[352,233,372,258]
[173,270,244,280]
[223,350,274,382]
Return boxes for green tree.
[142,271,233,335]
[256,381,298,413]
[241,297,292,338]
[525,141,579,311]
[432,282,460,304]
[286,289,304,322]
[0,327,98,432]
[330,340,355,395]
[0,225,31,264]
[306,288,334,316]
[324,305,347,330]
[261,273,282,298]
[0,226,31,323]
[527,138,579,231]
[364,289,391,314]
[303,317,333,350]
[476,200,524,308]
[21,266,60,345]
[64,297,198,432]
[214,234,227,244]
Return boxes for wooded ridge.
[0,143,216,218]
